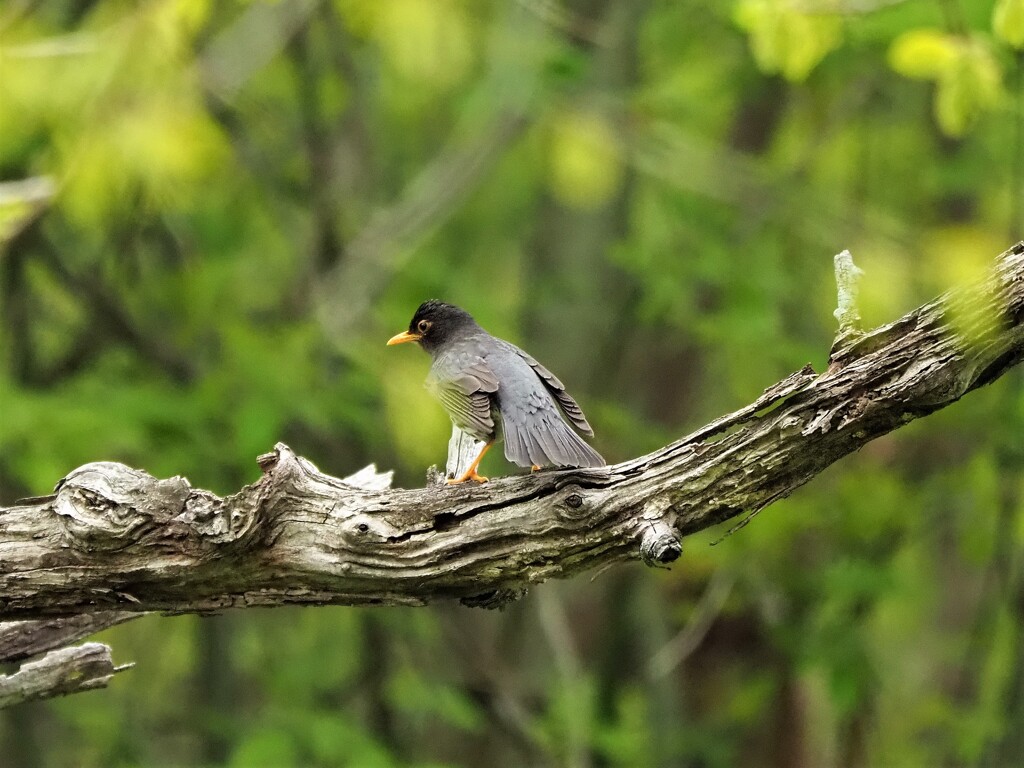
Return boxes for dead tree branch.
[1,244,1022,621]
[0,642,131,709]
[0,612,136,664]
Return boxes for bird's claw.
[446,471,488,485]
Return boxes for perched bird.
[387,300,605,484]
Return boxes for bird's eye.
[417,320,431,334]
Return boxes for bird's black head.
[387,300,480,353]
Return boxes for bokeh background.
[1,1,1023,766]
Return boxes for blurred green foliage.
[1,0,1023,766]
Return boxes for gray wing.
[501,388,606,469]
[427,352,499,442]
[502,343,595,436]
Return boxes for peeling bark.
[0,244,1022,621]
[0,612,135,664]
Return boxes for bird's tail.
[502,416,605,469]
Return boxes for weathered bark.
[1,244,1023,621]
[0,612,135,664]
[0,643,131,708]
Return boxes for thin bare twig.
[537,588,591,768]
[315,110,531,344]
[647,570,736,679]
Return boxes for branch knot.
[638,499,682,566]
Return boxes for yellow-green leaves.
[61,99,227,226]
[889,32,1001,137]
[1,1,228,227]
[340,0,474,89]
[734,0,843,81]
[993,0,1024,48]
[888,29,959,80]
[547,110,623,210]
[935,45,1001,137]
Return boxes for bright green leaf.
[372,0,474,88]
[994,0,1024,48]
[934,42,1001,137]
[888,29,958,80]
[734,0,842,81]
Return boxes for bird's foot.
[531,465,541,472]
[446,471,489,485]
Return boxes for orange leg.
[447,441,493,485]
[531,465,541,472]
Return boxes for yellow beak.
[386,330,422,346]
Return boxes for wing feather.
[502,343,595,436]
[427,352,498,442]
[502,409,605,468]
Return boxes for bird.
[386,300,605,484]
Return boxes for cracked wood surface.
[1,243,1022,619]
